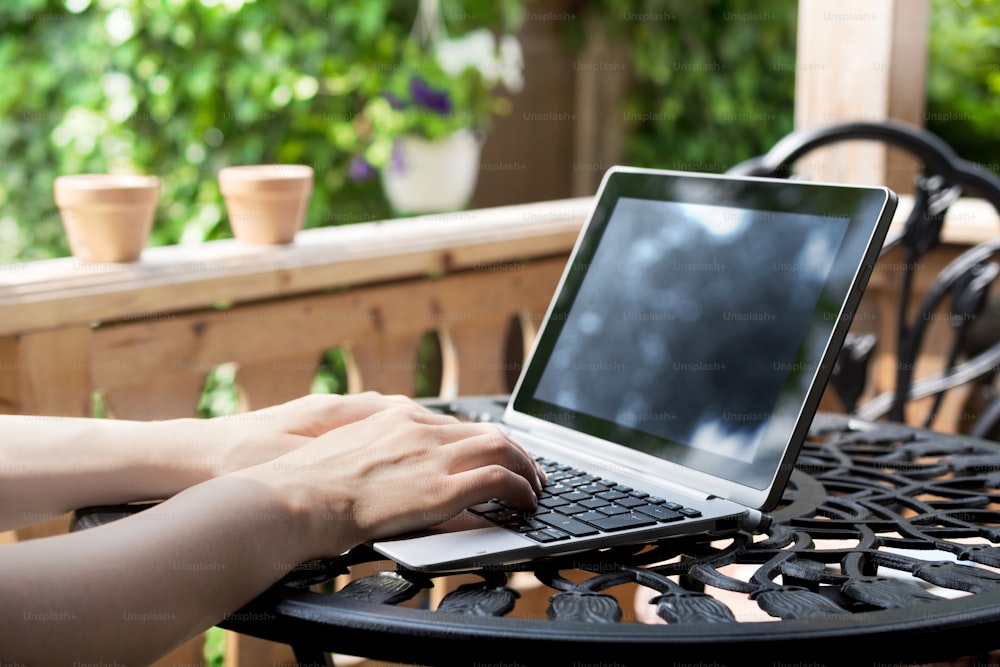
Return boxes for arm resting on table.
[0,396,544,665]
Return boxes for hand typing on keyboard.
[469,458,702,543]
[0,392,548,666]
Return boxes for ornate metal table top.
[76,398,1000,667]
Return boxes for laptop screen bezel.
[503,166,897,512]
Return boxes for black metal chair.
[728,120,1000,438]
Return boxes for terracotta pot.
[380,129,482,215]
[218,165,314,244]
[53,174,160,263]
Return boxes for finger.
[447,465,539,511]
[368,405,547,482]
[406,410,466,425]
[278,393,425,436]
[438,430,544,496]
[352,392,434,413]
[376,393,427,409]
[359,410,548,490]
[432,422,546,486]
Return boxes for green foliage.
[926,0,1000,171]
[577,0,799,172]
[311,348,350,395]
[5,0,997,266]
[0,0,523,262]
[202,625,225,667]
[192,351,347,418]
[196,363,241,418]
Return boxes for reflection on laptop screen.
[512,170,892,492]
[533,197,849,464]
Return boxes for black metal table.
[76,397,1000,667]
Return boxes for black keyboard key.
[468,500,505,514]
[679,507,703,518]
[525,528,569,543]
[560,490,592,502]
[538,496,570,509]
[509,517,549,532]
[616,497,647,509]
[579,497,611,509]
[581,512,658,532]
[596,504,631,516]
[597,490,628,501]
[634,504,684,522]
[537,513,600,537]
[557,503,589,515]
[484,509,521,523]
[662,501,683,511]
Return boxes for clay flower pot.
[54,174,160,263]
[218,165,314,244]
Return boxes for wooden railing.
[0,198,591,419]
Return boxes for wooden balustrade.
[0,198,591,419]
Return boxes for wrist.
[138,417,224,487]
[225,462,358,562]
[67,417,218,503]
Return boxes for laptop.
[373,166,897,572]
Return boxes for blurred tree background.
[0,0,524,262]
[572,0,797,172]
[0,0,996,265]
[926,0,1000,168]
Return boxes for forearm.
[0,400,547,665]
[0,415,220,531]
[0,473,314,666]
[0,394,435,532]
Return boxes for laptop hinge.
[738,508,772,533]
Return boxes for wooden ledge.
[0,198,591,336]
[888,195,999,246]
[2,192,994,338]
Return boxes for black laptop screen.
[512,170,892,491]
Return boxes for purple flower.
[409,75,453,115]
[348,156,376,181]
[384,92,406,110]
[389,140,406,173]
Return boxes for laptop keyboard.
[467,457,703,544]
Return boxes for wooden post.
[471,0,579,207]
[5,326,94,417]
[571,13,632,197]
[793,0,930,193]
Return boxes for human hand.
[231,402,546,560]
[203,392,422,476]
[0,394,544,664]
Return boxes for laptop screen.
[511,168,894,495]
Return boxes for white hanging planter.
[380,129,482,215]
